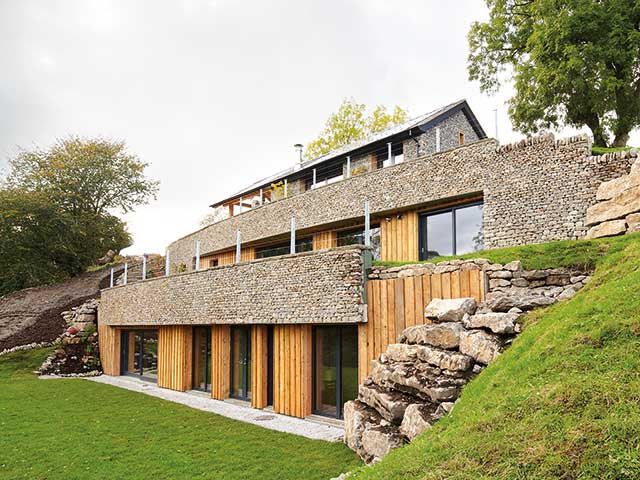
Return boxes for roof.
[211,99,486,207]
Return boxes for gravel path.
[86,375,344,442]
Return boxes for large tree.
[305,99,408,159]
[468,0,640,147]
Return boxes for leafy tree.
[305,99,408,159]
[6,136,159,214]
[468,0,640,147]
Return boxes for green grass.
[0,349,360,480]
[374,233,640,271]
[591,146,635,155]
[352,234,640,479]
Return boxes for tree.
[468,0,640,147]
[305,99,409,159]
[6,136,159,215]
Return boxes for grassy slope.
[354,234,640,479]
[0,349,360,480]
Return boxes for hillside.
[355,234,640,479]
[0,266,121,351]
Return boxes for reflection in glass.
[123,330,158,380]
[455,204,484,255]
[141,331,158,379]
[336,226,382,261]
[230,327,251,401]
[426,211,453,258]
[340,328,358,407]
[315,327,338,417]
[193,327,211,392]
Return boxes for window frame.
[418,201,484,261]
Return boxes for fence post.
[364,200,371,247]
[123,263,128,285]
[110,268,114,288]
[165,250,170,276]
[236,230,241,264]
[290,217,296,254]
[195,240,201,270]
[142,255,147,280]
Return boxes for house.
[98,99,630,421]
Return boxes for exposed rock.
[399,404,433,440]
[586,219,627,239]
[343,400,382,460]
[358,384,412,424]
[595,164,640,201]
[511,277,529,287]
[484,294,555,312]
[385,343,473,372]
[489,278,511,289]
[586,187,640,226]
[424,298,477,322]
[504,260,522,272]
[361,426,405,462]
[557,287,577,301]
[626,213,640,233]
[490,270,512,279]
[463,312,520,335]
[398,323,465,349]
[521,270,547,281]
[459,330,502,364]
[546,274,571,286]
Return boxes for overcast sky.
[2,1,638,255]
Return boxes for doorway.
[230,326,251,401]
[120,329,159,381]
[192,326,212,392]
[312,325,358,419]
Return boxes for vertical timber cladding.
[158,326,193,391]
[251,326,269,409]
[202,247,256,268]
[211,325,230,400]
[98,324,120,376]
[358,269,485,382]
[312,231,337,250]
[380,211,419,262]
[273,325,313,418]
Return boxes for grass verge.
[352,234,640,479]
[0,349,360,479]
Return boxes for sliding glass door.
[193,327,212,392]
[313,326,358,419]
[230,326,251,401]
[419,202,484,260]
[120,330,159,381]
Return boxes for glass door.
[120,330,158,381]
[230,326,251,401]
[313,326,358,418]
[193,326,212,392]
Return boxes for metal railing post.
[364,200,371,247]
[290,217,296,254]
[142,255,147,280]
[110,268,114,288]
[284,179,288,198]
[236,230,241,263]
[312,168,317,188]
[195,240,201,270]
[165,250,170,276]
[123,263,128,285]
[346,156,351,178]
[387,142,393,166]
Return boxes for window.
[376,143,403,169]
[210,258,219,268]
[419,202,484,260]
[255,237,313,259]
[458,132,465,145]
[336,226,381,261]
[120,330,159,380]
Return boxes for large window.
[313,326,358,419]
[255,237,313,259]
[120,330,159,380]
[336,226,381,261]
[419,202,484,260]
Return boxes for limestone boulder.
[398,323,465,349]
[424,298,477,322]
[459,330,502,365]
[361,426,405,462]
[399,404,433,441]
[483,294,554,312]
[586,219,627,239]
[596,165,640,201]
[343,400,382,459]
[358,384,413,424]
[463,312,520,335]
[626,213,640,233]
[586,187,640,226]
[385,343,474,372]
[557,287,577,301]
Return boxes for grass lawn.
[0,349,361,480]
[352,233,640,479]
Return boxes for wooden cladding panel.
[158,326,193,391]
[380,211,419,262]
[202,247,255,268]
[211,325,231,400]
[359,269,485,381]
[312,231,337,250]
[98,324,120,376]
[273,325,312,418]
[251,326,269,409]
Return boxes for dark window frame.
[418,201,484,261]
[229,326,252,401]
[255,237,313,259]
[192,326,212,392]
[120,329,159,382]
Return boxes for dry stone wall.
[99,246,366,327]
[169,134,629,272]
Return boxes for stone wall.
[100,246,367,327]
[584,150,640,238]
[169,134,629,272]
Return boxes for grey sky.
[2,1,638,254]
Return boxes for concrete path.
[85,375,344,442]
